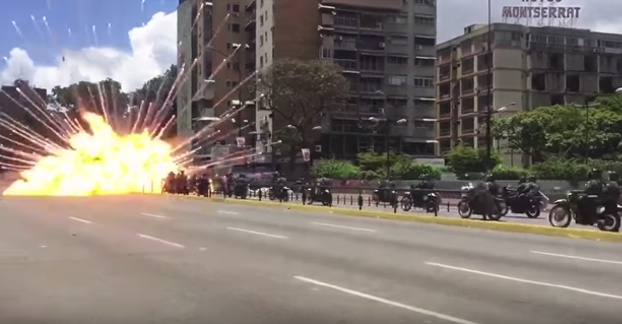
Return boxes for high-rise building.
[176,0,214,141]
[318,0,438,158]
[435,23,622,165]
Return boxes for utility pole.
[485,0,493,170]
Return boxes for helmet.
[527,175,537,182]
[518,176,526,184]
[607,171,619,182]
[485,174,495,182]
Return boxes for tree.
[312,159,361,179]
[136,64,178,139]
[254,58,349,164]
[445,145,501,176]
[492,102,622,162]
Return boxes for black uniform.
[603,171,620,215]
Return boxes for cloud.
[438,0,622,42]
[0,11,177,91]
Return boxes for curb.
[147,194,622,243]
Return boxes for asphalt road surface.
[0,194,620,324]
[223,194,561,227]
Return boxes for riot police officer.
[516,176,528,195]
[603,171,620,215]
[585,168,603,196]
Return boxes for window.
[226,43,232,49]
[414,15,435,26]
[260,56,264,68]
[260,0,264,8]
[260,35,264,46]
[320,47,333,58]
[414,0,435,5]
[388,75,407,86]
[260,14,264,27]
[414,77,433,87]
[265,10,268,21]
[229,23,240,33]
[415,58,435,66]
[387,56,408,65]
[387,15,407,24]
[232,4,240,12]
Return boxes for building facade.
[318,0,438,158]
[436,23,622,164]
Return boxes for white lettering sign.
[501,6,581,19]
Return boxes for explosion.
[2,113,178,196]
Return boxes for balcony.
[245,17,256,31]
[334,39,357,51]
[334,59,357,71]
[414,45,435,57]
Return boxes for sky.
[0,0,620,92]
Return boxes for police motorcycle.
[232,174,250,199]
[372,181,399,208]
[457,180,505,221]
[499,186,541,218]
[400,183,440,213]
[306,180,332,206]
[548,190,621,232]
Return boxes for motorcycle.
[306,187,332,206]
[233,182,249,199]
[457,183,505,221]
[372,187,398,208]
[500,186,541,218]
[400,189,440,213]
[269,186,290,202]
[548,190,621,232]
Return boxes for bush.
[531,159,589,181]
[445,145,502,175]
[490,165,528,180]
[388,160,442,180]
[311,159,361,179]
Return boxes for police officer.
[584,168,603,196]
[516,176,528,195]
[603,171,620,215]
[526,175,539,196]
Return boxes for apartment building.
[436,23,622,164]
[318,0,438,158]
[176,0,213,139]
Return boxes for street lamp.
[485,102,516,169]
[572,100,599,164]
[368,117,407,180]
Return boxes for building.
[318,0,438,158]
[436,23,622,164]
[176,0,214,141]
[246,0,438,160]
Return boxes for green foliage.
[530,158,590,181]
[311,159,360,179]
[492,100,622,162]
[490,165,528,180]
[444,145,501,175]
[354,152,441,180]
[255,58,349,162]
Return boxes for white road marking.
[199,247,207,251]
[136,233,185,248]
[225,227,287,239]
[217,210,240,215]
[69,217,92,224]
[425,262,622,300]
[310,222,376,233]
[141,212,168,219]
[530,250,622,265]
[294,276,479,324]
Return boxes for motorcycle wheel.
[526,204,541,218]
[400,196,413,211]
[500,204,509,216]
[268,192,276,201]
[322,195,332,206]
[306,196,314,205]
[487,211,502,221]
[457,201,472,219]
[596,213,621,232]
[548,206,572,228]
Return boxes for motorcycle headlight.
[597,206,605,214]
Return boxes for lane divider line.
[530,250,622,265]
[218,210,240,215]
[141,212,169,219]
[136,233,185,248]
[225,227,287,239]
[310,222,376,233]
[69,217,92,224]
[294,276,479,324]
[425,262,622,300]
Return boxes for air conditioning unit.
[416,45,423,50]
[379,42,386,48]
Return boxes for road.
[230,194,561,227]
[0,194,620,323]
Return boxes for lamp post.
[572,100,599,164]
[369,117,407,180]
[485,0,493,170]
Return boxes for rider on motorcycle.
[516,176,528,195]
[603,171,620,215]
